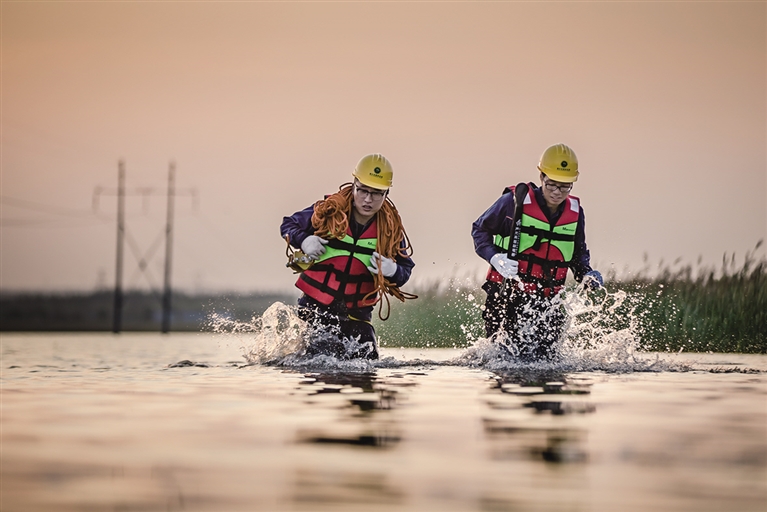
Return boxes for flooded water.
[2,331,766,512]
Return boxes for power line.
[1,195,109,218]
[0,217,110,229]
[0,195,112,228]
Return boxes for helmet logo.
[561,160,568,168]
[374,167,381,174]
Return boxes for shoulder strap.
[507,182,529,260]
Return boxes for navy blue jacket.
[471,184,593,283]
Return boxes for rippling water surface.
[2,331,766,512]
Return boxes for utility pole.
[95,160,197,334]
[113,160,125,333]
[161,162,175,333]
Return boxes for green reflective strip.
[519,214,549,253]
[519,214,577,262]
[552,222,577,261]
[315,234,376,267]
[493,234,510,251]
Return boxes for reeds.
[616,241,766,353]
[374,278,485,349]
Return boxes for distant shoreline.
[0,290,298,332]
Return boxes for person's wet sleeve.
[280,205,315,249]
[392,239,415,287]
[570,206,594,282]
[472,193,513,263]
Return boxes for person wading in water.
[472,143,603,361]
[281,154,416,360]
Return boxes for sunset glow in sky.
[2,1,765,293]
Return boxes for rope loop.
[312,183,417,320]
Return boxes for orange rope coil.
[311,183,417,320]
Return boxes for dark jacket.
[471,184,593,283]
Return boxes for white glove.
[367,251,397,277]
[300,235,328,260]
[490,253,519,279]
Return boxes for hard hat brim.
[539,167,579,183]
[352,173,392,190]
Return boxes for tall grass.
[616,242,766,353]
[374,278,485,349]
[376,242,767,354]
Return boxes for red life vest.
[296,220,378,309]
[487,184,580,297]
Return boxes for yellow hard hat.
[537,143,579,183]
[352,154,393,190]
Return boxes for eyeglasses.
[353,184,387,201]
[543,179,573,194]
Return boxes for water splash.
[208,302,306,364]
[457,285,688,373]
[558,286,647,370]
[207,287,690,373]
[208,302,396,369]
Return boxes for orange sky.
[2,1,765,293]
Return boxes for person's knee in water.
[297,298,349,359]
[298,297,379,360]
[483,282,562,361]
[506,291,565,361]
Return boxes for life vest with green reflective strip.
[296,220,378,308]
[487,183,580,297]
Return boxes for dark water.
[2,332,766,511]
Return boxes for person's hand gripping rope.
[301,235,329,260]
[367,251,397,277]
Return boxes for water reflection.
[6,336,765,512]
[483,371,595,465]
[292,468,405,507]
[290,370,413,506]
[293,371,403,447]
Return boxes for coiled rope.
[311,183,417,320]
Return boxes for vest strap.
[306,263,374,284]
[520,225,576,242]
[297,221,378,309]
[326,237,376,255]
[517,252,569,271]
